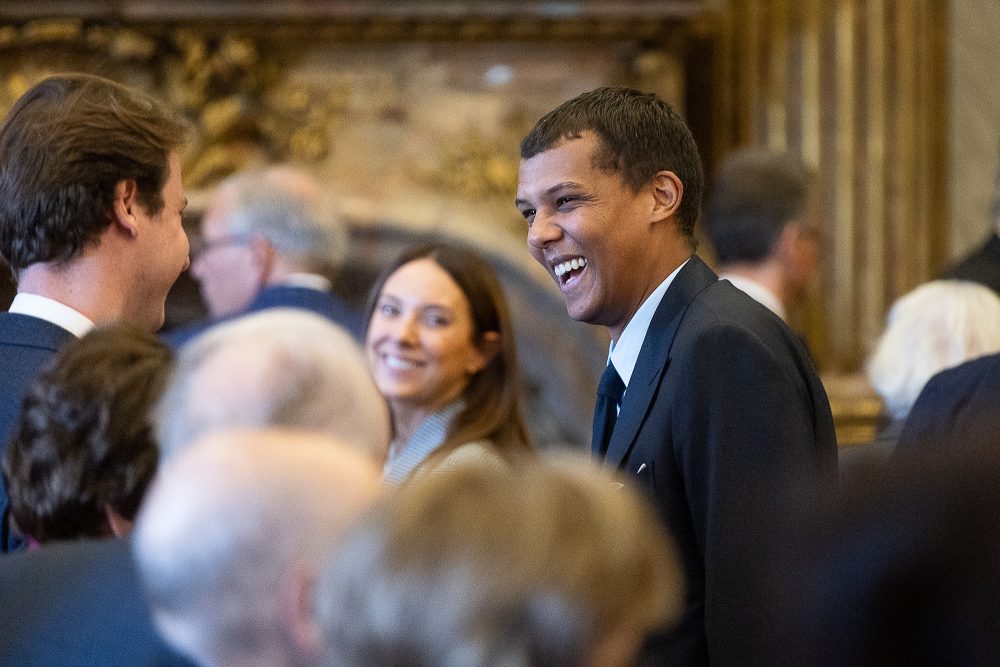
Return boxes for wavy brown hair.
[0,73,187,272]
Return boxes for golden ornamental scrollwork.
[0,20,340,189]
[163,29,342,188]
[0,11,683,214]
[410,125,522,203]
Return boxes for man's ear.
[649,170,684,224]
[103,504,133,539]
[111,179,141,238]
[247,233,276,282]
[774,221,804,262]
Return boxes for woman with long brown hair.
[365,242,533,484]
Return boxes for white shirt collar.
[280,272,332,292]
[717,273,786,321]
[608,258,689,388]
[8,293,94,338]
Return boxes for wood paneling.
[715,0,949,373]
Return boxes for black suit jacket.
[942,233,1000,294]
[606,257,838,665]
[165,284,363,347]
[0,313,75,524]
[0,538,193,666]
[895,352,1000,456]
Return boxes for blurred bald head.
[133,429,382,667]
[155,309,390,463]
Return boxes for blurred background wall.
[0,0,994,445]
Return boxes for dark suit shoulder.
[0,538,193,666]
[896,352,1000,456]
[692,277,787,324]
[0,312,76,350]
[161,317,212,348]
[164,285,363,348]
[0,314,76,511]
[251,285,363,339]
[919,351,1000,393]
[673,280,811,372]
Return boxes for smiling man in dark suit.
[515,87,837,665]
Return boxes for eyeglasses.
[191,235,248,259]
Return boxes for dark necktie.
[592,361,625,458]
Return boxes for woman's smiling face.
[366,258,491,416]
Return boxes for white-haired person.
[167,164,361,346]
[0,308,390,667]
[865,279,1000,453]
[134,429,382,667]
[156,308,389,463]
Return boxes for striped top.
[382,401,507,485]
[383,402,464,486]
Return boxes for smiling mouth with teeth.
[383,354,422,371]
[553,257,587,283]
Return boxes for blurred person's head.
[704,149,820,311]
[316,456,684,666]
[364,243,532,461]
[0,73,189,330]
[134,429,382,667]
[866,280,1000,421]
[155,309,389,463]
[2,325,172,543]
[190,165,346,317]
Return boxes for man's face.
[190,185,262,317]
[516,132,656,339]
[131,151,190,331]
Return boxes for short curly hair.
[2,325,172,543]
[520,86,704,240]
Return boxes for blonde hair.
[316,456,684,665]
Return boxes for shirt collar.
[279,273,332,292]
[8,293,94,338]
[608,258,689,388]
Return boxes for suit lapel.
[604,256,719,467]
